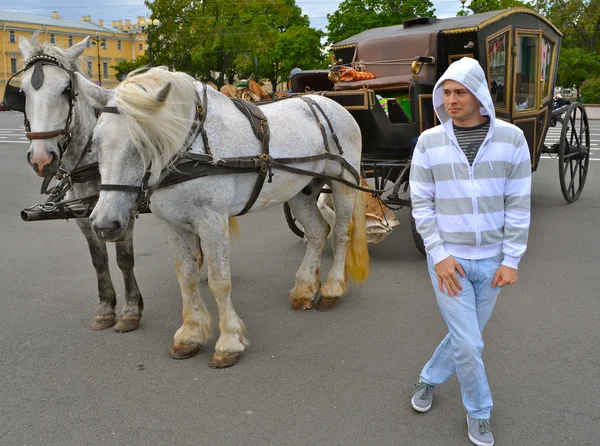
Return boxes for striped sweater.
[410,57,531,269]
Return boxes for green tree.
[556,47,600,96]
[326,0,436,46]
[457,0,533,16]
[580,77,600,102]
[534,0,600,53]
[146,0,322,89]
[110,55,149,81]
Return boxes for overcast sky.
[1,0,464,32]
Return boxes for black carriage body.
[292,9,562,173]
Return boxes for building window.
[117,40,122,50]
[101,39,107,49]
[50,34,56,44]
[68,36,73,47]
[103,62,108,77]
[87,60,93,76]
[9,31,16,43]
[87,39,91,48]
[138,43,142,51]
[11,56,18,74]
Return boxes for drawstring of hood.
[432,57,496,181]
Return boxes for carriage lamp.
[140,18,161,66]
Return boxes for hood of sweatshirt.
[433,57,496,148]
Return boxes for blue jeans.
[420,254,503,419]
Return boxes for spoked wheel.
[283,201,305,238]
[558,103,590,203]
[409,210,426,256]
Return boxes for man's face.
[442,80,482,126]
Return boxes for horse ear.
[75,73,113,106]
[156,82,172,103]
[18,36,33,60]
[65,37,89,62]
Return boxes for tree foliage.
[534,0,600,52]
[145,0,325,89]
[326,0,436,46]
[580,77,600,102]
[110,55,149,81]
[556,47,600,94]
[456,0,532,16]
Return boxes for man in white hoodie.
[409,57,531,446]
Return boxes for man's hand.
[434,256,466,296]
[492,265,518,288]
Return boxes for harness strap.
[300,97,344,154]
[230,99,271,216]
[300,97,330,153]
[26,129,70,139]
[197,86,212,156]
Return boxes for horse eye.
[63,86,71,95]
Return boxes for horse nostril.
[110,220,121,232]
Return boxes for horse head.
[14,34,111,176]
[90,67,195,241]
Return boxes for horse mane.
[26,31,83,73]
[113,66,198,173]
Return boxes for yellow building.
[0,9,151,98]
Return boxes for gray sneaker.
[411,381,435,413]
[467,414,494,446]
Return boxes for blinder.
[3,83,26,112]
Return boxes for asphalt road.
[1,111,599,445]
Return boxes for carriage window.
[9,31,16,43]
[515,35,538,111]
[487,32,508,108]
[541,37,555,100]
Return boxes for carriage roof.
[330,8,561,92]
[332,8,561,49]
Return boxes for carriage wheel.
[558,103,590,203]
[410,211,426,257]
[283,202,305,238]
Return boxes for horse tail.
[229,216,240,239]
[345,189,370,283]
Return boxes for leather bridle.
[3,54,78,155]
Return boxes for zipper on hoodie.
[469,164,481,253]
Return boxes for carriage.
[284,8,590,253]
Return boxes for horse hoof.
[291,297,314,311]
[315,296,340,311]
[114,316,141,333]
[91,315,116,330]
[169,343,202,359]
[208,351,241,368]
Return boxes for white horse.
[88,67,370,368]
[14,34,144,332]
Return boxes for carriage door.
[511,30,556,171]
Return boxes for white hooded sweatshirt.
[409,57,531,269]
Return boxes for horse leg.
[159,221,213,360]
[76,218,117,330]
[195,214,248,368]
[113,221,144,333]
[287,182,329,311]
[315,182,355,311]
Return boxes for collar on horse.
[98,84,375,219]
